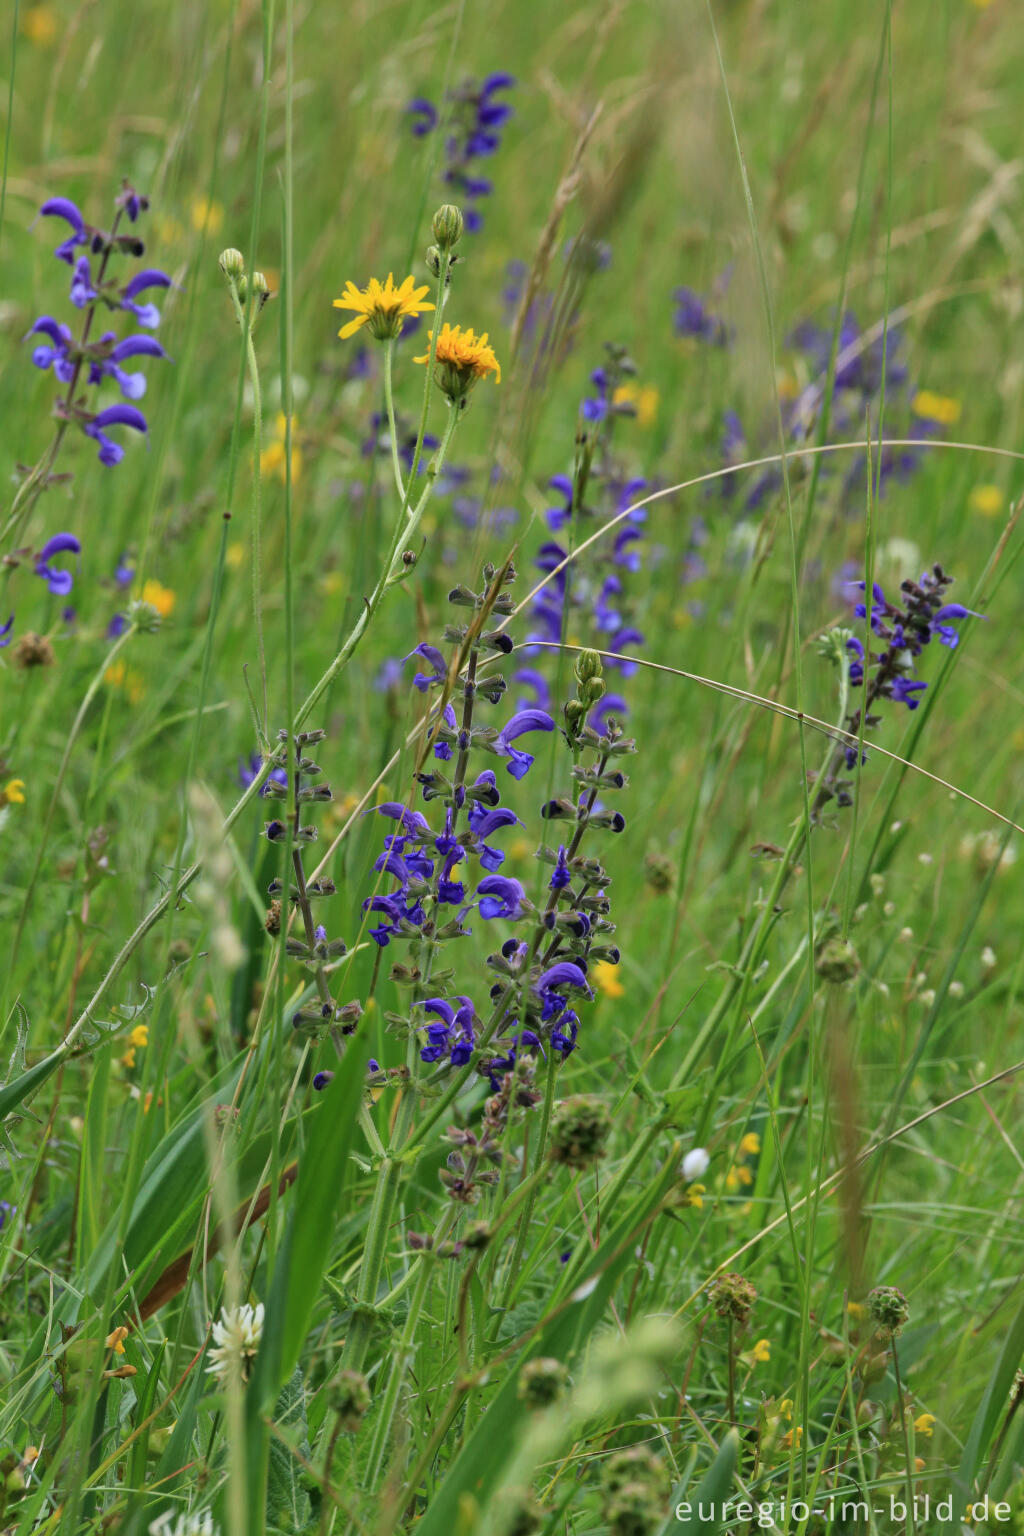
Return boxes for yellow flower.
[226,541,245,569]
[261,413,303,483]
[191,197,224,235]
[21,5,57,43]
[104,661,146,704]
[751,1338,771,1363]
[130,1025,149,1049]
[592,959,625,999]
[320,572,344,596]
[847,1300,867,1320]
[781,1426,803,1450]
[912,390,961,426]
[510,838,532,860]
[736,1164,753,1187]
[914,1412,936,1437]
[414,323,501,398]
[140,580,176,618]
[687,1183,705,1210]
[612,381,660,428]
[23,1445,40,1465]
[739,1132,761,1157]
[105,1326,130,1355]
[105,661,127,687]
[333,273,434,342]
[969,484,1003,517]
[3,779,26,806]
[121,1047,136,1070]
[779,1398,794,1421]
[724,1168,740,1193]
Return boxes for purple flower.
[477,875,526,920]
[83,403,148,466]
[39,197,89,264]
[120,268,173,329]
[35,532,81,597]
[25,316,75,382]
[238,751,288,795]
[674,285,729,344]
[403,642,446,692]
[494,708,555,780]
[544,474,574,532]
[550,845,571,890]
[0,615,13,649]
[91,334,169,401]
[70,257,97,309]
[407,97,438,136]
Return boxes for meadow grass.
[2,1,1024,1532]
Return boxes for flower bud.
[575,648,604,684]
[814,936,860,984]
[867,1284,909,1339]
[550,1094,612,1169]
[517,1356,570,1410]
[425,244,443,278]
[431,203,465,251]
[707,1270,757,1326]
[219,247,245,278]
[330,1369,371,1433]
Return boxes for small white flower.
[981,946,997,971]
[869,873,885,897]
[682,1148,710,1182]
[883,901,896,918]
[918,852,933,866]
[898,927,914,943]
[205,1301,264,1386]
[919,989,936,1008]
[949,979,965,999]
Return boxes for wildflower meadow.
[3,2,1024,1532]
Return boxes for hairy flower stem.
[293,406,459,731]
[365,1165,548,1490]
[227,274,269,733]
[339,1143,407,1373]
[382,339,406,503]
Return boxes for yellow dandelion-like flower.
[613,381,660,427]
[261,413,303,483]
[3,779,26,806]
[752,1338,771,1363]
[130,1025,149,1049]
[912,390,961,427]
[191,196,224,235]
[22,6,57,44]
[969,484,1003,517]
[333,273,434,342]
[592,959,625,999]
[414,323,501,400]
[739,1131,761,1157]
[140,580,176,618]
[914,1412,936,1437]
[687,1183,706,1210]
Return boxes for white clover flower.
[682,1148,710,1182]
[205,1301,264,1386]
[149,1512,219,1536]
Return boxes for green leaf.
[939,1292,1024,1533]
[266,1369,312,1531]
[659,1429,739,1534]
[413,1149,680,1536]
[0,1051,62,1121]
